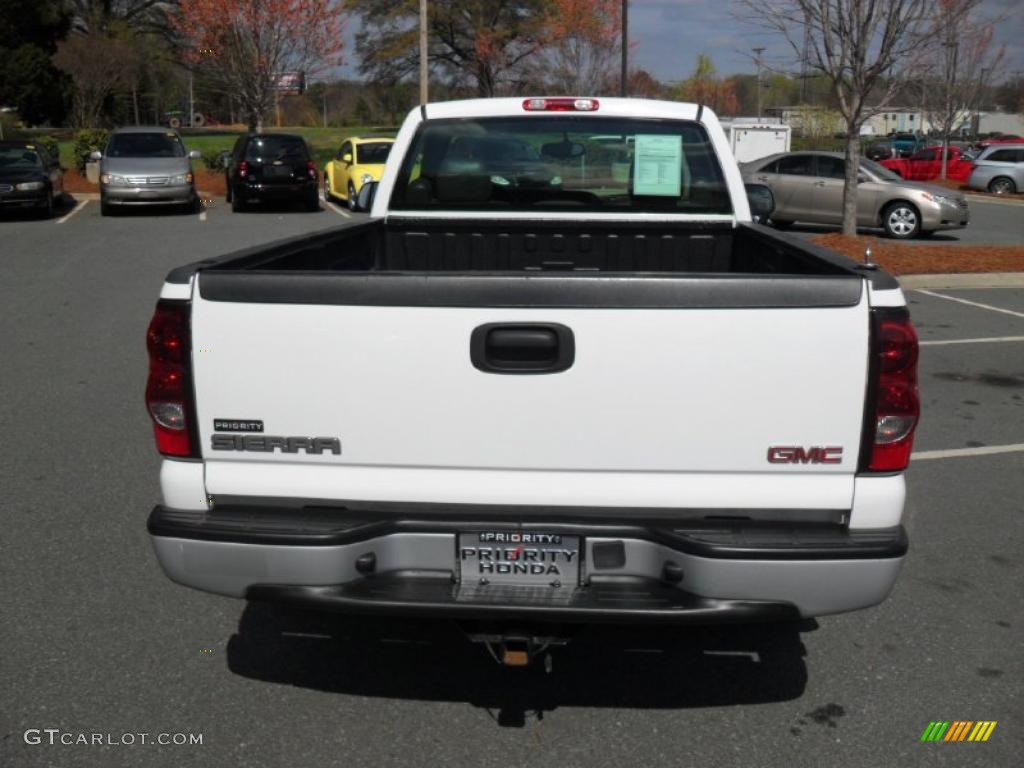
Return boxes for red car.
[880,146,973,182]
[977,135,1024,149]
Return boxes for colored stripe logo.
[921,721,997,742]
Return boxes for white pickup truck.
[146,97,918,663]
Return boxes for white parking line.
[912,444,1024,461]
[915,289,1024,320]
[56,199,88,224]
[920,335,1024,346]
[324,200,351,218]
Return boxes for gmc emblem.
[767,446,843,464]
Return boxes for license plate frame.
[457,531,581,589]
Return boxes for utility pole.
[620,0,628,97]
[419,0,428,104]
[188,70,194,129]
[753,47,765,118]
[799,17,811,104]
[941,40,958,180]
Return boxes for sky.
[336,0,1024,85]
[625,0,1024,82]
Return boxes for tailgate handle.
[470,323,575,374]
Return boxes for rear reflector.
[523,98,599,112]
[864,308,919,472]
[146,300,197,458]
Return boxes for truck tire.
[882,202,920,239]
[100,196,113,216]
[169,117,182,129]
[231,195,246,213]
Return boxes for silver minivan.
[966,145,1024,195]
[92,127,200,215]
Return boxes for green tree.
[0,0,72,125]
[675,55,739,116]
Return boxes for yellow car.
[323,135,395,210]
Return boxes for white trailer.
[721,120,791,164]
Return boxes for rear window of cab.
[244,136,310,162]
[389,116,732,215]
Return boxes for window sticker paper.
[633,135,682,196]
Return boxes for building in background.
[973,111,1024,136]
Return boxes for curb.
[898,272,1024,289]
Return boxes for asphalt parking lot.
[2,197,1021,768]
[786,194,1024,244]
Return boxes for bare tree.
[53,27,138,127]
[739,0,933,236]
[538,0,622,94]
[170,1,346,132]
[349,0,549,97]
[917,0,1004,178]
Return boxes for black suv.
[224,134,319,212]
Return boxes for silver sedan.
[740,151,969,239]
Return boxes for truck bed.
[167,219,895,288]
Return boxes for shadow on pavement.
[0,192,79,221]
[227,601,814,726]
[229,200,323,214]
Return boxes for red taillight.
[238,160,249,179]
[307,160,317,179]
[864,309,919,472]
[522,97,599,112]
[146,300,197,458]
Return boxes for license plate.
[458,532,580,588]
[264,165,292,178]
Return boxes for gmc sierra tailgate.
[188,271,869,512]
